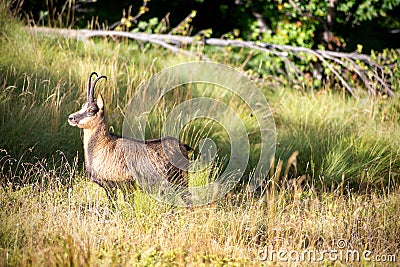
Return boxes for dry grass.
[0,152,399,266]
[1,1,399,265]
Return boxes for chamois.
[68,72,193,206]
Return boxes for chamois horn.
[89,75,107,103]
[87,72,98,103]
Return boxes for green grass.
[1,1,400,265]
[271,90,400,188]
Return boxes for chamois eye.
[88,107,98,115]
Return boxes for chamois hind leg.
[119,180,136,203]
[171,169,193,207]
[103,182,119,204]
[180,187,193,207]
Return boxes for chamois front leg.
[88,171,118,203]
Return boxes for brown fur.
[68,74,192,205]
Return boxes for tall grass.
[1,1,400,265]
[271,90,400,188]
[1,0,399,187]
[1,155,399,265]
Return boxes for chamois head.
[68,72,107,129]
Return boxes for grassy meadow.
[1,2,400,266]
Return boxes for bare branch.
[30,26,395,97]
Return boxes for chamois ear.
[97,94,104,109]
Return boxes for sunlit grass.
[1,156,399,265]
[1,1,400,265]
[271,89,400,187]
